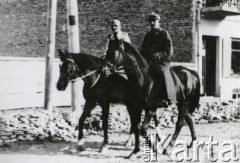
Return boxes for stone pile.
[84,105,131,133]
[0,100,239,146]
[193,100,240,124]
[0,109,78,146]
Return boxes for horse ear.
[65,50,75,59]
[64,49,73,59]
[58,49,63,55]
[58,49,64,61]
[64,49,68,55]
[58,49,68,61]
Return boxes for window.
[231,39,240,76]
[232,89,240,100]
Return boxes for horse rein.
[79,69,101,88]
[115,42,152,74]
[104,41,142,74]
[65,58,101,88]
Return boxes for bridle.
[62,58,101,88]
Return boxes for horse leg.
[63,100,96,153]
[125,107,142,159]
[163,103,185,154]
[124,120,134,147]
[99,103,110,153]
[185,112,197,148]
[77,100,96,150]
[144,110,162,152]
[140,109,152,137]
[124,106,136,147]
[152,111,162,141]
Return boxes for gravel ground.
[0,122,240,163]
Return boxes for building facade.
[0,0,239,100]
[198,0,240,100]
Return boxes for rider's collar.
[151,27,162,34]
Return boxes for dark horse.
[105,40,200,153]
[56,50,142,157]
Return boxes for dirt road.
[0,122,240,163]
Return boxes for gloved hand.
[101,66,112,77]
[152,53,161,63]
[152,52,168,64]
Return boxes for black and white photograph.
[0,0,240,162]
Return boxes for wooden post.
[44,0,58,111]
[196,0,203,94]
[66,0,82,113]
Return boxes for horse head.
[105,40,125,68]
[57,50,79,91]
[57,50,104,91]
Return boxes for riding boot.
[163,66,177,104]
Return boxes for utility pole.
[66,0,82,113]
[44,0,58,111]
[196,0,203,94]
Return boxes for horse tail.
[189,71,201,114]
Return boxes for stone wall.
[0,0,47,57]
[0,0,194,62]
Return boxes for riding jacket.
[140,27,173,64]
[140,27,177,103]
[109,32,131,43]
[103,31,131,56]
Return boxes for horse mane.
[123,42,148,69]
[71,53,105,70]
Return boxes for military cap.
[148,12,161,21]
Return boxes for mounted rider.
[102,19,131,78]
[140,12,180,106]
[103,19,131,56]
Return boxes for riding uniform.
[104,31,131,56]
[109,31,131,43]
[103,31,131,79]
[140,27,178,104]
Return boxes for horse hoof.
[187,144,192,148]
[187,138,196,148]
[124,148,140,159]
[124,153,137,160]
[124,140,132,147]
[60,145,72,152]
[187,141,194,148]
[74,140,86,152]
[99,145,109,153]
[162,148,168,155]
[76,145,85,152]
[62,144,84,154]
[140,128,147,137]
